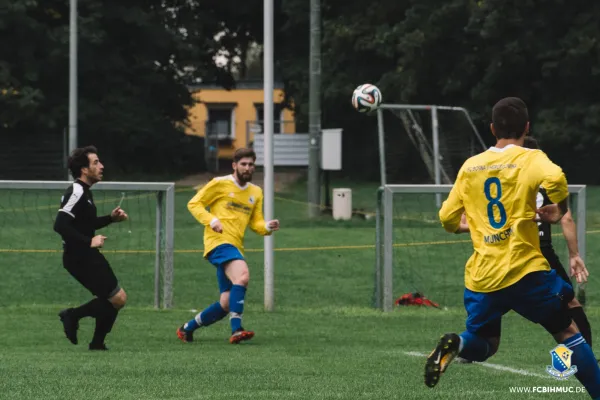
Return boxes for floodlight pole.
[308,0,321,218]
[68,0,78,155]
[263,0,275,312]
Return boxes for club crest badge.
[546,344,578,380]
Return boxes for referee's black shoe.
[89,342,109,351]
[58,308,79,345]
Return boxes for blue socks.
[458,331,493,362]
[229,284,246,333]
[183,302,227,332]
[182,285,247,335]
[564,333,600,398]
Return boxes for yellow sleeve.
[439,169,465,233]
[249,192,271,236]
[187,179,222,226]
[535,151,569,204]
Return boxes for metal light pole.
[68,0,78,155]
[308,0,321,218]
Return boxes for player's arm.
[439,172,465,234]
[187,179,222,229]
[53,192,92,247]
[535,152,569,224]
[95,207,128,229]
[249,193,278,236]
[561,210,579,258]
[560,209,589,283]
[455,213,470,234]
[95,215,113,229]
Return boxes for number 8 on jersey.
[484,177,507,229]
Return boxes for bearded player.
[176,148,279,344]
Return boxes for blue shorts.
[465,269,574,337]
[206,244,245,293]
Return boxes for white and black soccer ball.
[351,84,382,113]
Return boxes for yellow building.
[186,81,295,160]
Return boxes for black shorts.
[63,250,120,299]
[541,247,571,285]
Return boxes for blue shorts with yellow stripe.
[206,244,245,293]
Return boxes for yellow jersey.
[187,175,271,257]
[439,144,569,292]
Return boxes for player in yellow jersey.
[176,148,279,344]
[424,98,600,398]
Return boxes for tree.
[0,0,265,176]
[276,0,600,182]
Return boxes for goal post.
[0,180,175,309]
[374,184,587,312]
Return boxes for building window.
[206,106,235,139]
[255,103,284,133]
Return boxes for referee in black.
[53,145,128,350]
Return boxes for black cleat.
[425,333,461,388]
[89,342,109,351]
[58,308,79,345]
[177,325,194,343]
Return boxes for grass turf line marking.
[0,239,470,254]
[404,351,550,379]
[1,229,599,254]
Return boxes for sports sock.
[70,298,105,320]
[570,307,592,347]
[91,300,119,346]
[563,333,600,398]
[184,302,227,331]
[229,284,246,333]
[458,331,493,362]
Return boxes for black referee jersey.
[536,187,553,249]
[53,179,112,253]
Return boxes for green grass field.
[0,181,599,399]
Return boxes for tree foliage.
[2,1,598,181]
[0,0,266,176]
[278,0,600,182]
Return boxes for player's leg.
[550,321,600,398]
[86,255,124,350]
[567,297,593,347]
[59,252,123,349]
[425,289,505,388]
[177,245,239,342]
[224,259,254,343]
[514,270,600,398]
[543,248,593,346]
[178,269,231,343]
[88,287,126,351]
[59,252,107,345]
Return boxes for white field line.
[404,351,551,380]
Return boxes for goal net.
[375,104,488,186]
[0,181,175,309]
[374,184,588,312]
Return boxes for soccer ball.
[351,84,382,113]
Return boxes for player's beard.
[235,169,253,184]
[90,169,103,184]
[83,168,102,185]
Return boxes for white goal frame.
[0,180,175,309]
[374,184,587,312]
